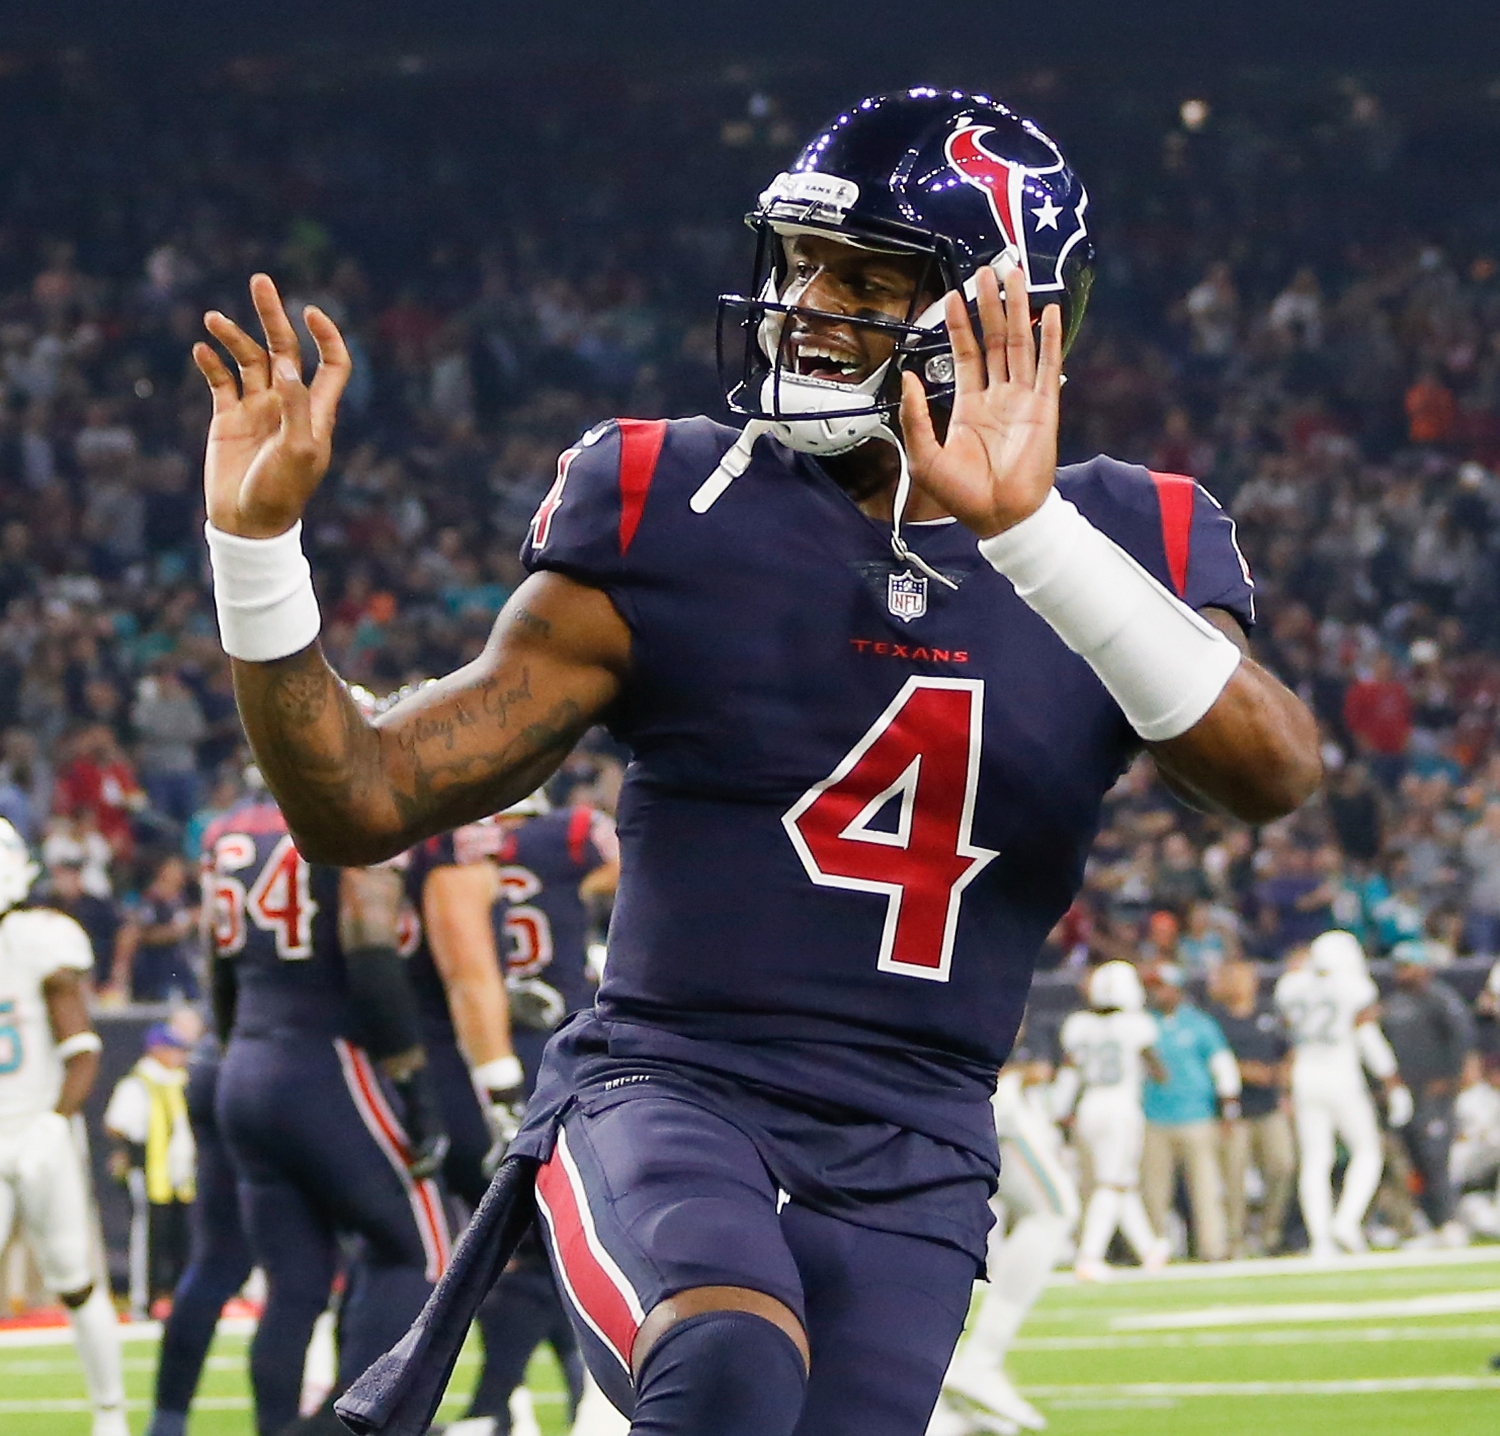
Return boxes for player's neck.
[821,439,952,526]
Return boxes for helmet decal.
[943,123,1089,294]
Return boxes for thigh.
[222,1036,451,1280]
[1333,1085,1380,1154]
[14,1112,93,1294]
[783,1203,974,1436]
[536,1093,803,1410]
[1083,1099,1143,1188]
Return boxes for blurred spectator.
[1343,654,1412,789]
[1382,940,1478,1244]
[1406,369,1457,448]
[1208,960,1295,1256]
[1141,965,1238,1261]
[1178,901,1240,979]
[1252,842,1333,958]
[41,807,114,898]
[53,725,145,861]
[40,856,123,987]
[131,663,207,825]
[109,852,198,1003]
[1461,799,1500,955]
[1325,762,1385,865]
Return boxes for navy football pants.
[219,1035,451,1436]
[534,1093,976,1436]
[150,1059,253,1426]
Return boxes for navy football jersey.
[494,806,615,1019]
[202,796,347,1037]
[521,418,1254,1156]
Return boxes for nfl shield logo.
[887,569,927,622]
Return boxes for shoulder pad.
[1057,455,1255,629]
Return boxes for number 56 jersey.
[522,417,1253,1157]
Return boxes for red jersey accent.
[616,419,669,556]
[1148,471,1196,598]
[566,805,593,868]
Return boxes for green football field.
[4,1247,1498,1435]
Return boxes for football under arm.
[421,861,516,1072]
[43,970,101,1117]
[1146,609,1322,824]
[230,572,630,866]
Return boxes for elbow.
[1232,742,1324,824]
[290,822,409,868]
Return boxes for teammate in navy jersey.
[199,88,1320,1436]
[446,795,620,1436]
[205,792,454,1435]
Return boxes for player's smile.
[776,232,931,386]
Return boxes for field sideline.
[3,1247,1498,1435]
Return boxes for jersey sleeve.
[1343,972,1379,1014]
[520,417,676,593]
[1131,1012,1160,1051]
[1058,457,1256,632]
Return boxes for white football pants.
[952,1096,1080,1376]
[0,1110,94,1294]
[1075,1090,1159,1263]
[1292,1060,1383,1250]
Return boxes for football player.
[935,1045,1078,1435]
[1275,930,1413,1258]
[1055,961,1168,1281]
[205,786,454,1435]
[444,790,619,1436]
[0,818,127,1436]
[198,90,1320,1436]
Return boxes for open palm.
[900,264,1064,539]
[194,273,352,539]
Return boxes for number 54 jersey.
[522,418,1253,1158]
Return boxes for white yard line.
[1029,1376,1500,1398]
[1052,1242,1500,1284]
[1016,1321,1500,1350]
[1113,1289,1500,1330]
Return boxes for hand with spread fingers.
[194,274,352,539]
[900,264,1064,540]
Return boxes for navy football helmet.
[716,89,1094,452]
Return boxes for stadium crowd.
[0,52,1499,1251]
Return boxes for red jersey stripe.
[1148,470,1196,598]
[536,1130,643,1370]
[566,805,593,868]
[617,419,669,556]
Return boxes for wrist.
[205,520,322,662]
[473,1054,524,1095]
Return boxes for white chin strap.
[689,395,957,593]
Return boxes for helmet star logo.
[1031,196,1062,230]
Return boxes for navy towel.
[335,1155,540,1435]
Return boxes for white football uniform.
[1275,964,1384,1253]
[1060,1008,1158,1187]
[0,907,98,1294]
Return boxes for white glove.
[1387,1084,1414,1130]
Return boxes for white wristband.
[205,521,322,662]
[978,490,1242,741]
[473,1055,524,1094]
[54,1031,103,1062]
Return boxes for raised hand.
[900,264,1063,539]
[194,273,352,538]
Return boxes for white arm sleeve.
[1050,1064,1081,1120]
[1209,1047,1243,1099]
[1356,1021,1398,1081]
[978,490,1243,742]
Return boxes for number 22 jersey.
[521,417,1254,1160]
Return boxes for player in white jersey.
[0,819,128,1436]
[933,1056,1080,1435]
[1054,962,1169,1282]
[1275,930,1413,1257]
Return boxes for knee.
[632,1285,808,1379]
[58,1283,93,1310]
[630,1300,808,1436]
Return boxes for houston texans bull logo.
[943,123,1089,294]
